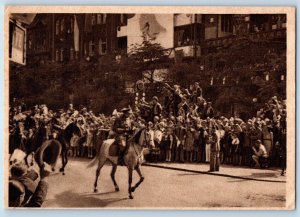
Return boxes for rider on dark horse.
[112,108,134,166]
[51,110,64,139]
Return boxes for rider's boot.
[118,146,125,166]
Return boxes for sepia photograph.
[4,6,295,209]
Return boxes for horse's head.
[66,122,82,138]
[131,128,154,149]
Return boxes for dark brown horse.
[57,122,82,175]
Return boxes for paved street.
[43,158,286,208]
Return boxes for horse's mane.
[129,128,145,144]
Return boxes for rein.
[129,128,150,161]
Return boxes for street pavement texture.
[43,158,286,208]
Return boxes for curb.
[143,163,286,183]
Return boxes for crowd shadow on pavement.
[145,163,285,183]
[49,190,127,207]
[176,170,285,183]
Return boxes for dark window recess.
[250,14,269,32]
[117,36,127,50]
[174,24,202,47]
[9,21,14,58]
[221,15,233,33]
[119,14,128,26]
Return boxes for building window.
[60,49,64,62]
[102,14,107,24]
[174,25,202,47]
[60,19,65,33]
[70,47,74,60]
[99,38,107,54]
[221,15,233,33]
[120,14,127,26]
[91,15,96,25]
[28,39,32,49]
[117,36,127,50]
[96,14,107,25]
[70,17,74,32]
[55,49,59,62]
[250,15,268,32]
[84,42,87,56]
[89,40,94,56]
[97,14,102,24]
[56,20,60,35]
[42,38,46,47]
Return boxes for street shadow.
[250,172,279,178]
[176,171,285,183]
[48,190,127,207]
[80,190,117,196]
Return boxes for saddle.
[108,142,120,157]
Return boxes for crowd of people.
[8,81,287,207]
[9,81,287,170]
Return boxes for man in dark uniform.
[206,102,214,118]
[51,110,64,139]
[112,108,133,165]
[24,106,38,134]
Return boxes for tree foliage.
[126,38,170,82]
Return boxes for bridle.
[131,128,152,160]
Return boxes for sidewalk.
[143,162,286,183]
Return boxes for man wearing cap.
[112,108,133,165]
[151,96,162,121]
[208,125,220,172]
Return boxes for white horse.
[87,128,153,199]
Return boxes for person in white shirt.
[252,140,269,168]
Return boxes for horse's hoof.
[115,187,120,192]
[129,195,134,199]
[62,172,65,175]
[131,187,135,192]
[51,168,55,172]
[94,189,98,193]
[59,168,64,173]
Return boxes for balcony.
[170,45,201,58]
[204,28,286,47]
[174,14,202,27]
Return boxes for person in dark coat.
[206,102,214,118]
[9,162,51,207]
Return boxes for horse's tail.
[87,156,98,168]
[86,138,103,168]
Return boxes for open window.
[174,24,202,47]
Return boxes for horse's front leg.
[111,164,119,191]
[131,165,144,193]
[128,168,134,199]
[59,149,66,174]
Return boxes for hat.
[153,96,158,101]
[121,108,131,113]
[10,164,27,178]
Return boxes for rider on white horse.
[112,107,134,165]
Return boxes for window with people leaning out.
[174,24,202,47]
